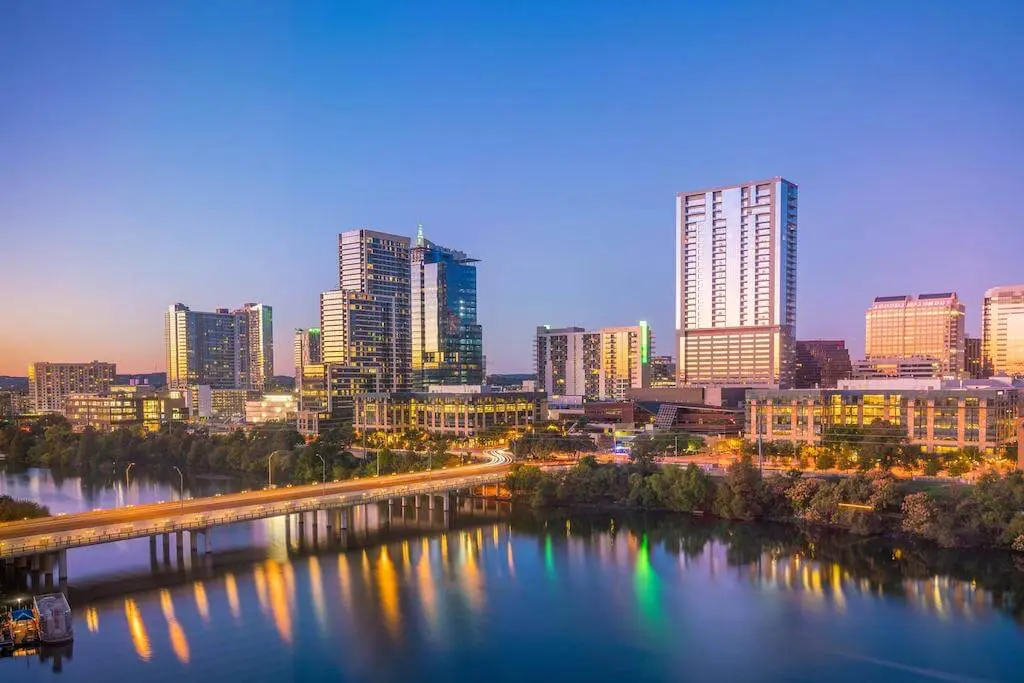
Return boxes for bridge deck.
[0,464,510,560]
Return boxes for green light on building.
[639,320,649,364]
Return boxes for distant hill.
[0,376,28,392]
[487,373,536,387]
[117,372,167,388]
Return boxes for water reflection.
[123,598,151,662]
[7,505,1024,681]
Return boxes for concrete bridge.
[0,462,512,588]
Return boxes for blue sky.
[1,0,1022,375]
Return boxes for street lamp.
[268,451,278,488]
[315,453,326,484]
[125,462,136,489]
[171,466,184,510]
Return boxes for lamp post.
[125,462,136,489]
[171,466,184,510]
[315,453,326,484]
[268,451,277,488]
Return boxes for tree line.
[506,456,1024,552]
[0,417,466,485]
[0,495,49,522]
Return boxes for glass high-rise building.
[165,303,273,391]
[411,228,484,389]
[864,293,965,376]
[982,284,1024,377]
[675,177,798,387]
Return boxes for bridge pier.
[162,533,171,564]
[189,530,198,555]
[204,528,213,554]
[428,494,435,510]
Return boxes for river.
[3,466,1024,682]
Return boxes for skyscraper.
[235,303,274,392]
[864,293,965,376]
[411,227,484,389]
[982,285,1024,377]
[336,229,412,391]
[675,177,798,387]
[165,303,273,391]
[536,323,651,400]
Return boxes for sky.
[1,0,1022,376]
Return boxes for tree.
[713,458,765,520]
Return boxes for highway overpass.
[0,460,513,586]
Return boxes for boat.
[33,594,73,644]
[2,604,40,651]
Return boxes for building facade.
[235,303,274,392]
[865,293,965,376]
[649,355,677,388]
[411,228,484,389]
[964,336,985,379]
[354,386,547,437]
[675,177,798,387]
[165,303,273,391]
[28,361,116,413]
[244,394,297,424]
[65,390,187,432]
[536,323,651,400]
[852,357,941,380]
[982,285,1024,377]
[746,382,1020,454]
[293,328,322,378]
[793,340,852,389]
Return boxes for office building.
[793,340,852,388]
[746,380,1020,454]
[865,293,965,376]
[411,228,484,389]
[536,323,651,400]
[649,355,677,388]
[165,303,274,391]
[65,391,187,432]
[337,228,412,391]
[28,361,116,413]
[354,385,547,437]
[675,177,798,387]
[964,336,985,379]
[982,285,1024,377]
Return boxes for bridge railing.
[0,472,507,560]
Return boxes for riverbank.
[0,496,49,523]
[507,457,1024,552]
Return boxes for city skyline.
[2,2,1023,376]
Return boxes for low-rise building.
[65,391,187,432]
[187,386,257,418]
[354,386,547,437]
[245,394,298,424]
[851,357,941,380]
[746,380,1021,454]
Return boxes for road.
[0,460,512,545]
